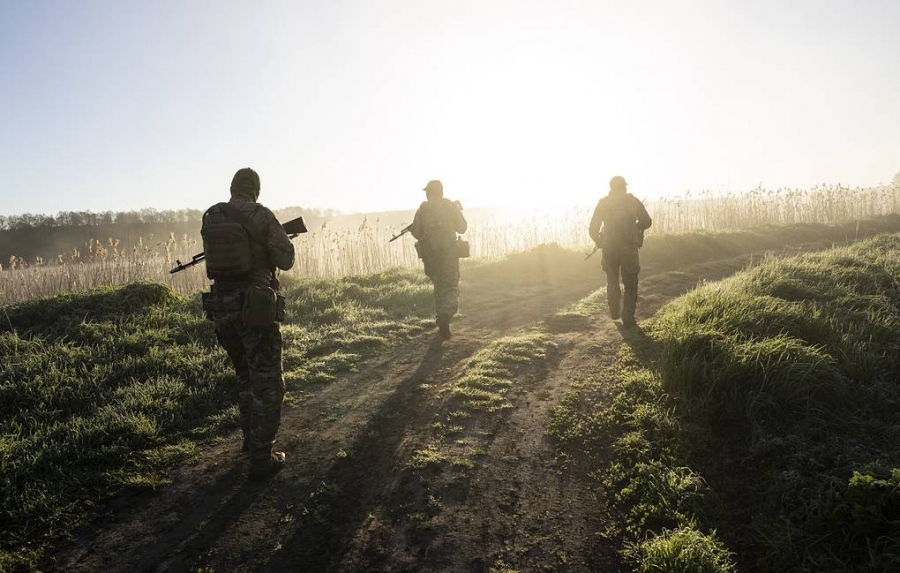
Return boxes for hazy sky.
[2,0,899,216]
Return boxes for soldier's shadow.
[262,335,448,572]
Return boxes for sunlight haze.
[2,0,899,216]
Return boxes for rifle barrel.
[389,224,413,242]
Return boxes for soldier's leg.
[214,313,252,450]
[434,256,460,338]
[602,249,622,320]
[241,324,286,471]
[621,249,641,326]
[423,257,441,323]
[436,255,460,319]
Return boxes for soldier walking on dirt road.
[410,179,468,340]
[200,168,295,480]
[589,175,652,328]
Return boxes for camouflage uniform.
[589,178,652,326]
[202,168,295,477]
[410,181,467,338]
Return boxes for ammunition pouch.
[201,290,244,320]
[417,238,470,259]
[202,285,284,326]
[454,238,470,258]
[242,285,281,329]
[633,228,645,248]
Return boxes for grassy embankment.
[2,214,899,571]
[549,233,900,572]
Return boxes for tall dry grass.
[0,234,204,306]
[649,184,900,233]
[2,183,898,305]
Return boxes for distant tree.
[892,171,900,189]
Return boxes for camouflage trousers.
[601,247,641,320]
[423,253,460,321]
[213,310,285,465]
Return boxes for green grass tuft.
[626,527,736,573]
[447,331,555,414]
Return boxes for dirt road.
[43,246,775,573]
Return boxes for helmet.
[609,175,627,191]
[231,168,261,199]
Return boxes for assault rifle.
[584,245,600,260]
[169,216,308,274]
[389,224,413,243]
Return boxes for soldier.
[201,168,295,480]
[410,179,468,340]
[589,175,652,328]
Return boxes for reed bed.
[0,235,205,306]
[649,184,900,232]
[2,183,898,305]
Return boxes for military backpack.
[201,202,259,280]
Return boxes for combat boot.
[436,314,451,340]
[622,284,638,325]
[249,451,286,481]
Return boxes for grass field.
[2,212,900,571]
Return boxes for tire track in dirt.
[43,245,819,573]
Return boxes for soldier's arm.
[453,202,467,234]
[635,199,652,231]
[588,202,604,245]
[260,207,296,270]
[409,204,426,240]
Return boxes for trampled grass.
[548,233,900,572]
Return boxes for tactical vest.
[201,203,255,280]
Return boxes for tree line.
[0,208,205,231]
[0,206,336,265]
